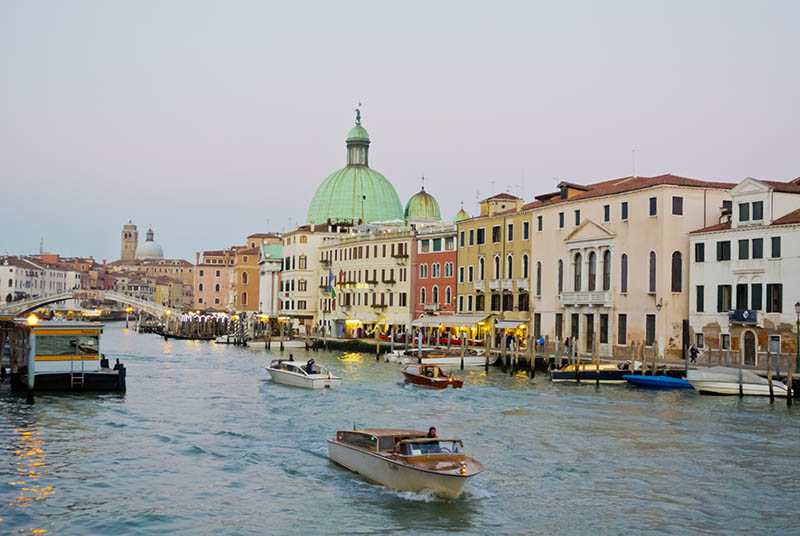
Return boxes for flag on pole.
[328,268,336,300]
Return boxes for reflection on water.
[0,322,798,535]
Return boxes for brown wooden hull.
[402,371,463,389]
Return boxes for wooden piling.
[375,326,380,361]
[767,347,774,403]
[575,338,581,384]
[738,344,744,398]
[594,339,600,387]
[280,322,285,352]
[460,332,465,370]
[787,357,794,407]
[501,333,507,373]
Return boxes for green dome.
[306,116,403,225]
[454,208,470,222]
[404,187,441,220]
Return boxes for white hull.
[216,337,306,348]
[266,367,341,389]
[689,379,788,396]
[327,441,469,498]
[386,353,495,368]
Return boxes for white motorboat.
[385,348,494,368]
[266,358,342,389]
[215,336,306,348]
[687,366,788,396]
[327,428,484,498]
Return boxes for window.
[506,255,513,279]
[475,294,484,311]
[557,260,563,293]
[696,285,704,312]
[523,221,530,240]
[649,197,657,216]
[299,255,307,269]
[752,201,764,220]
[420,287,426,305]
[533,313,541,338]
[419,264,427,279]
[751,283,762,310]
[620,254,628,293]
[555,313,563,339]
[468,265,474,282]
[199,269,204,277]
[717,285,732,312]
[492,226,501,243]
[558,212,564,228]
[459,266,464,283]
[215,283,220,292]
[198,283,204,291]
[771,236,781,258]
[519,293,529,312]
[721,334,730,350]
[645,314,656,346]
[493,256,500,279]
[738,239,749,260]
[602,250,611,291]
[445,237,454,251]
[617,314,627,345]
[420,240,430,253]
[467,295,473,312]
[575,210,581,226]
[216,270,220,277]
[769,335,780,354]
[445,262,454,278]
[507,223,514,242]
[695,243,705,263]
[739,203,750,222]
[535,261,541,296]
[600,314,608,344]
[432,238,442,252]
[458,295,464,312]
[671,252,682,293]
[672,196,683,215]
[537,216,543,232]
[502,294,513,311]
[242,272,248,284]
[242,292,248,305]
[491,294,500,311]
[588,252,597,291]
[752,238,763,259]
[574,253,582,291]
[469,229,474,246]
[523,254,529,279]
[478,257,485,280]
[432,263,440,278]
[766,284,782,313]
[716,241,731,261]
[432,285,439,304]
[445,286,452,305]
[648,252,656,293]
[476,228,485,245]
[460,231,465,248]
[603,205,610,222]
[736,284,748,310]
[621,202,628,220]
[696,333,704,348]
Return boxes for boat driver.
[306,359,316,374]
[425,427,440,453]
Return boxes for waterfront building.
[455,193,532,340]
[317,223,413,338]
[194,249,232,311]
[526,175,733,358]
[689,177,800,363]
[410,221,458,320]
[258,242,283,321]
[0,255,81,308]
[231,246,260,313]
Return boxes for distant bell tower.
[121,221,138,261]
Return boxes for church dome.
[135,228,164,259]
[404,186,441,220]
[454,207,470,222]
[306,114,404,225]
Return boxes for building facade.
[194,250,233,311]
[410,224,457,320]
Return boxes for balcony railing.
[489,279,500,291]
[474,280,485,292]
[423,302,440,312]
[516,279,529,291]
[501,279,513,290]
[382,279,397,285]
[371,303,387,310]
[320,259,331,267]
[559,290,612,307]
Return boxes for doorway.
[743,331,756,366]
[585,314,594,351]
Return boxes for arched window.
[493,256,500,279]
[574,253,582,291]
[432,285,439,303]
[242,272,248,284]
[506,255,513,279]
[199,283,204,291]
[522,254,529,279]
[536,262,542,296]
[671,251,682,292]
[215,283,220,292]
[242,292,248,305]
[445,286,452,305]
[621,254,628,293]
[649,252,656,293]
[479,257,485,280]
[588,252,597,291]
[558,260,563,293]
[602,250,611,291]
[419,264,427,279]
[420,287,426,304]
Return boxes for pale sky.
[1,0,797,262]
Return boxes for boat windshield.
[399,440,463,456]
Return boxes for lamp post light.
[794,301,800,372]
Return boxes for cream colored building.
[455,193,534,339]
[525,175,733,358]
[318,224,413,338]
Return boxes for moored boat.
[623,374,693,389]
[266,358,342,389]
[402,364,463,389]
[551,362,627,383]
[386,348,495,368]
[327,428,483,498]
[687,366,788,396]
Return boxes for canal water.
[2,322,798,535]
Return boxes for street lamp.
[795,301,800,372]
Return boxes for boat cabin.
[404,365,449,378]
[269,359,321,375]
[334,429,464,457]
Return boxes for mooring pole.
[26,331,35,405]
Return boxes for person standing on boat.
[689,345,698,364]
[427,427,437,438]
[306,359,315,374]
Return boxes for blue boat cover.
[623,375,693,389]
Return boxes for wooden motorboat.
[623,374,693,389]
[266,358,342,389]
[402,364,463,389]
[687,366,787,396]
[327,428,484,498]
[386,348,495,368]
[551,362,627,383]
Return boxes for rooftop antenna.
[39,237,44,255]
[632,146,637,178]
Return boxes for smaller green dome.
[347,124,370,142]
[405,187,441,220]
[454,208,470,222]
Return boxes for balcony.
[423,302,440,312]
[501,279,513,291]
[320,258,331,267]
[382,279,397,286]
[473,280,485,292]
[732,259,766,275]
[489,279,500,291]
[559,290,612,307]
[393,253,409,265]
[516,278,529,291]
[371,303,387,310]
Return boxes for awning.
[411,314,490,328]
[495,320,528,329]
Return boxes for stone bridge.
[0,290,170,318]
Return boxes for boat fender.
[460,462,467,475]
